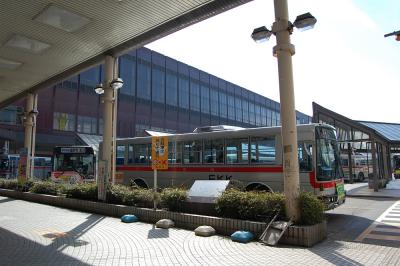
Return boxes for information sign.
[151,136,168,170]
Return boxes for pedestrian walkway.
[356,200,400,244]
[346,182,400,199]
[1,196,400,265]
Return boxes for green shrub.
[215,189,285,221]
[298,191,325,225]
[215,189,244,219]
[125,188,153,206]
[64,183,98,201]
[160,188,187,211]
[30,181,60,195]
[107,184,130,204]
[107,184,154,206]
[0,179,19,190]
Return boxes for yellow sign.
[152,136,168,170]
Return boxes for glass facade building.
[0,47,310,154]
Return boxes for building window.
[137,60,151,100]
[0,106,18,125]
[53,112,75,131]
[200,84,210,114]
[210,88,219,117]
[219,91,227,119]
[235,97,242,122]
[166,71,178,106]
[77,115,97,134]
[242,100,249,124]
[190,80,200,112]
[227,95,235,121]
[178,76,189,109]
[152,66,165,104]
[80,67,100,93]
[248,102,256,125]
[119,55,135,96]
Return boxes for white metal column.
[24,93,38,180]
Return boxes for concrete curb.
[0,188,326,247]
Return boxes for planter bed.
[0,188,326,247]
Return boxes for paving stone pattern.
[0,196,399,266]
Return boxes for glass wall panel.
[235,97,242,122]
[201,84,210,114]
[166,71,178,106]
[53,112,75,131]
[210,88,219,116]
[190,81,200,111]
[137,60,151,100]
[219,91,227,119]
[178,76,189,109]
[227,95,235,121]
[226,138,249,164]
[242,100,249,124]
[249,102,256,125]
[119,55,135,96]
[152,66,165,103]
[77,115,97,134]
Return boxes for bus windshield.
[316,127,343,181]
[54,153,94,178]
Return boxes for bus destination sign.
[60,147,87,154]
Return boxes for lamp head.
[110,78,123,90]
[251,26,272,43]
[293,12,317,31]
[94,83,104,95]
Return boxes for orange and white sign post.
[151,136,168,210]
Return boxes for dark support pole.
[371,140,378,192]
[347,143,353,183]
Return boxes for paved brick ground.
[0,196,399,266]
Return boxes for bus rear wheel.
[130,178,148,189]
[245,183,272,192]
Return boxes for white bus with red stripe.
[113,124,345,208]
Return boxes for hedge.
[215,189,286,221]
[160,188,187,211]
[216,189,326,225]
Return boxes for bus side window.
[226,138,248,164]
[298,142,313,172]
[128,144,134,163]
[250,137,275,164]
[168,141,182,164]
[116,145,125,165]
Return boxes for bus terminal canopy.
[0,0,250,109]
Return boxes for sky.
[146,0,400,123]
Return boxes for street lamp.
[94,76,123,187]
[384,30,400,41]
[251,1,316,222]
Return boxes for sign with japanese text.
[152,136,168,170]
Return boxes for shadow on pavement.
[310,240,365,266]
[46,213,105,252]
[326,212,400,248]
[147,224,170,239]
[0,227,91,266]
[0,197,15,204]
